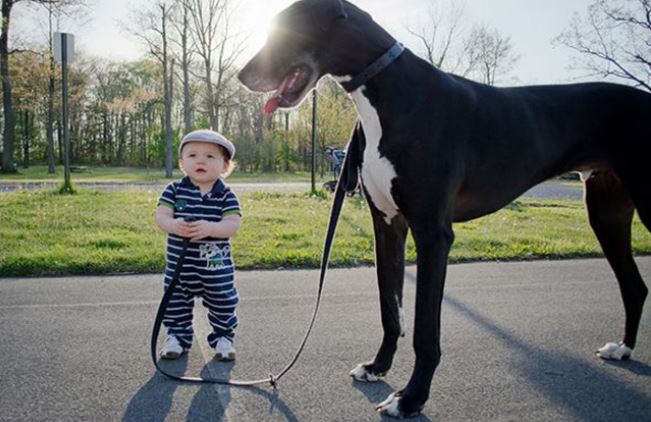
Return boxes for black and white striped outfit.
[158,177,242,349]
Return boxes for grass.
[0,188,649,277]
[0,165,328,184]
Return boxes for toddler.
[155,129,242,361]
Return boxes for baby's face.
[180,142,226,185]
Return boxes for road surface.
[1,258,649,421]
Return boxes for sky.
[19,0,596,85]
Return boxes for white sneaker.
[161,335,185,359]
[214,337,236,361]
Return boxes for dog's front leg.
[377,219,454,418]
[350,204,408,382]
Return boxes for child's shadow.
[186,360,234,420]
[124,357,299,421]
[122,356,189,422]
[188,361,301,421]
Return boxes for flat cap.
[179,129,235,159]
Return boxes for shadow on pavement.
[122,356,189,421]
[445,294,651,421]
[602,358,651,376]
[351,379,434,421]
[124,356,299,421]
[351,378,394,406]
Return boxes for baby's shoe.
[214,337,236,361]
[161,335,185,359]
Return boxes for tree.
[1,0,19,173]
[405,3,519,85]
[171,0,194,133]
[406,0,465,72]
[188,0,243,132]
[128,1,176,177]
[556,0,651,92]
[463,24,519,86]
[1,0,87,173]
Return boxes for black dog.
[238,0,651,417]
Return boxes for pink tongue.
[264,97,280,114]
[264,69,301,114]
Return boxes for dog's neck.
[329,3,442,118]
[339,43,405,93]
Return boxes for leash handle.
[151,147,353,387]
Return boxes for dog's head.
[238,0,392,114]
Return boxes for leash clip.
[269,373,278,390]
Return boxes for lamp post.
[311,90,317,193]
[54,32,74,193]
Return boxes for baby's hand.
[172,219,193,238]
[187,220,215,241]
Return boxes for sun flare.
[238,0,294,54]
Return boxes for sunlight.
[237,0,294,56]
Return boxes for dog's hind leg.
[585,170,649,360]
[350,205,408,383]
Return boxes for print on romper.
[200,243,230,270]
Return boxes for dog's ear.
[307,0,347,31]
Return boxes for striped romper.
[158,177,242,349]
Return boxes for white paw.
[349,363,381,382]
[596,342,632,360]
[376,392,403,418]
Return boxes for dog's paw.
[349,362,384,382]
[596,342,632,360]
[376,392,403,418]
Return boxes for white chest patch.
[350,89,400,224]
[578,170,594,182]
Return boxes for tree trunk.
[162,4,174,178]
[1,0,16,173]
[22,110,29,168]
[182,4,191,133]
[116,112,125,164]
[204,57,217,131]
[102,112,109,164]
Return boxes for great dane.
[238,0,651,418]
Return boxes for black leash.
[151,141,354,388]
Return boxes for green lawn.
[0,188,649,277]
[0,165,328,184]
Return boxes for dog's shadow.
[351,380,433,422]
[444,294,651,421]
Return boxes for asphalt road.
[1,258,650,421]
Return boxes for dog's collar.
[340,43,405,93]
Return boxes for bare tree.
[188,0,243,132]
[405,2,519,85]
[462,24,519,86]
[1,0,87,173]
[406,0,466,72]
[128,1,176,177]
[171,0,193,133]
[556,0,651,92]
[188,0,221,131]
